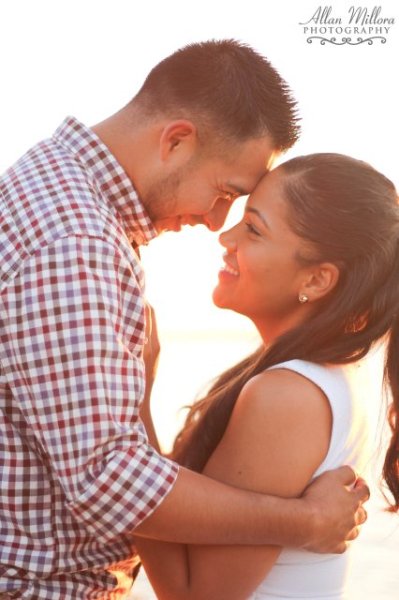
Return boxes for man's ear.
[301,262,340,302]
[159,120,197,164]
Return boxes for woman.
[136,153,399,599]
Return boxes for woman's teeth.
[222,263,239,276]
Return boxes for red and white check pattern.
[0,117,178,598]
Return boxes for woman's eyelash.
[245,222,260,236]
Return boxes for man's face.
[142,136,277,234]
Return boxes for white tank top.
[248,359,370,600]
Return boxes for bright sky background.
[1,0,397,337]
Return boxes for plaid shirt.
[0,117,179,599]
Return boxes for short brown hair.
[133,39,300,152]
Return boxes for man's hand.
[301,466,369,554]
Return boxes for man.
[0,40,368,599]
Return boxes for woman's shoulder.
[267,358,345,383]
[265,359,350,409]
[240,360,333,411]
[210,362,333,497]
[237,363,332,443]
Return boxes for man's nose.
[203,199,231,232]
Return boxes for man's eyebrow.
[245,206,270,229]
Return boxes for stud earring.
[298,293,309,304]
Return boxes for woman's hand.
[143,303,161,384]
[141,303,161,452]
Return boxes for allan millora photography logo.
[299,5,395,45]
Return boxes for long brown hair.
[171,153,399,510]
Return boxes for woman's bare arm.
[135,369,358,599]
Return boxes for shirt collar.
[53,116,157,246]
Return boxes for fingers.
[333,465,358,486]
[346,526,360,542]
[333,542,348,555]
[331,534,359,555]
[354,476,367,489]
[353,478,371,503]
[344,507,367,547]
[355,505,368,526]
[333,466,371,502]
[336,503,367,555]
[144,304,153,335]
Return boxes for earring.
[298,293,309,304]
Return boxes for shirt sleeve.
[0,235,179,541]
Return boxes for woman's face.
[213,168,314,340]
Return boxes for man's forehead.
[224,149,278,197]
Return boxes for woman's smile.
[218,259,240,280]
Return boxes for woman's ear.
[301,262,340,303]
[159,119,197,164]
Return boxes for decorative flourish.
[306,36,387,45]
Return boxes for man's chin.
[154,217,185,233]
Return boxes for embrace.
[1,40,397,599]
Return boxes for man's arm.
[135,463,367,552]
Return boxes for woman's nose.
[219,227,237,252]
